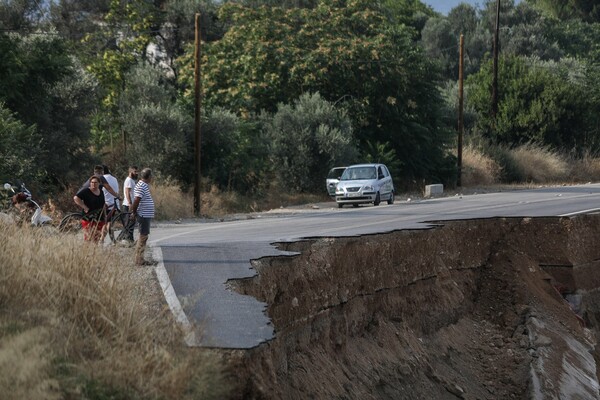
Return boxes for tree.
[178,0,455,184]
[0,0,47,31]
[421,17,457,78]
[380,0,436,37]
[0,33,96,186]
[118,63,193,184]
[202,109,270,193]
[49,0,111,44]
[0,103,43,185]
[265,92,357,192]
[533,0,600,22]
[467,55,596,153]
[154,0,225,80]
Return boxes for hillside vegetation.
[2,0,600,212]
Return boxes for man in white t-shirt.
[122,166,138,242]
[103,165,119,210]
[102,165,119,241]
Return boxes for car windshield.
[327,168,346,179]
[341,167,376,180]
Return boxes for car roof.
[346,163,382,168]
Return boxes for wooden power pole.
[194,13,202,216]
[491,0,500,122]
[457,34,464,187]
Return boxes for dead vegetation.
[0,222,230,399]
[462,142,600,186]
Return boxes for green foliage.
[421,17,456,77]
[0,33,96,186]
[0,0,46,30]
[265,92,358,193]
[179,0,455,184]
[202,108,270,193]
[119,63,193,184]
[83,0,158,109]
[49,0,111,45]
[547,19,600,62]
[498,2,563,60]
[533,0,600,22]
[467,55,595,153]
[160,0,224,77]
[0,104,44,185]
[362,141,402,179]
[0,33,72,125]
[381,0,436,35]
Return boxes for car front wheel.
[387,191,394,205]
[374,192,381,206]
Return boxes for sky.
[424,0,483,15]
[424,0,522,15]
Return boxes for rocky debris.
[224,215,600,399]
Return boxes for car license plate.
[348,192,359,197]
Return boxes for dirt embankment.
[225,215,600,399]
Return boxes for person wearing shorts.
[130,168,155,265]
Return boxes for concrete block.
[424,184,443,198]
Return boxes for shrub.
[509,143,569,183]
[569,150,600,182]
[461,144,501,186]
[266,92,358,193]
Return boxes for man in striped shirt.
[130,168,155,266]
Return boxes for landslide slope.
[227,215,600,399]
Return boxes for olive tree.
[265,92,357,193]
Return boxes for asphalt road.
[149,184,600,348]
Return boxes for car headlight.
[363,185,374,192]
[335,186,344,194]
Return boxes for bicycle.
[106,199,136,245]
[58,208,104,235]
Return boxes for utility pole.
[194,13,202,216]
[491,0,500,123]
[457,34,464,187]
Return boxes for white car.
[335,163,395,207]
[326,167,347,197]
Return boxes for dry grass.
[509,143,569,183]
[152,180,195,220]
[152,181,328,219]
[461,144,501,186]
[460,142,595,186]
[0,222,230,399]
[569,150,600,182]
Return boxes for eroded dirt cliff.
[225,215,600,399]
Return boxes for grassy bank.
[0,222,230,399]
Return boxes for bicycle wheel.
[58,212,83,234]
[108,210,132,244]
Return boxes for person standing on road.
[73,176,106,242]
[102,165,119,241]
[122,166,138,243]
[80,165,120,200]
[130,168,155,266]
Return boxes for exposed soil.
[221,214,600,399]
